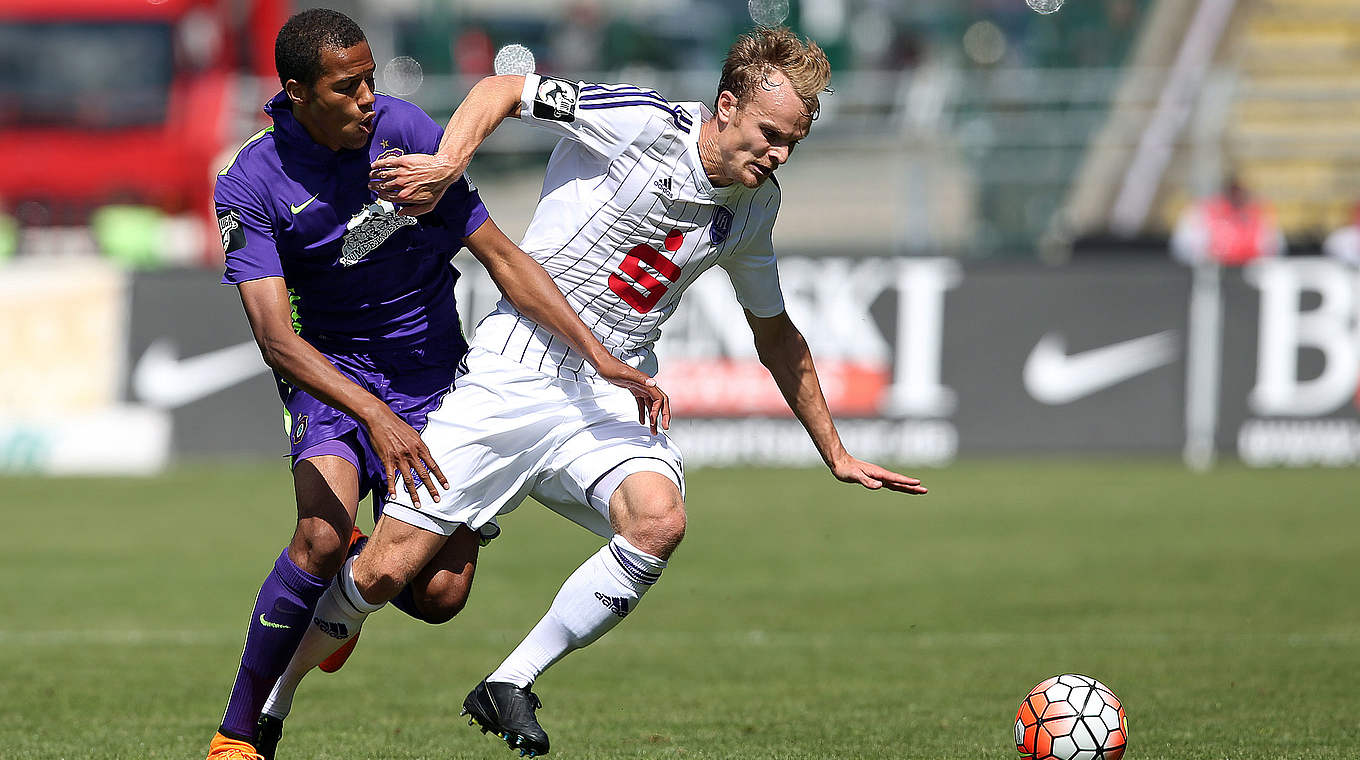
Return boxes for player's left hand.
[370,154,461,217]
[596,361,671,435]
[832,456,928,494]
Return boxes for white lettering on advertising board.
[655,257,960,420]
[1238,259,1360,466]
[1246,259,1360,417]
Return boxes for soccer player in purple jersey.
[204,10,667,760]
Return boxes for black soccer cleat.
[255,714,284,760]
[460,678,550,757]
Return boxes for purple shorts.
[279,331,467,517]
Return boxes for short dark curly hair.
[274,8,367,88]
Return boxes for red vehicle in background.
[0,0,286,266]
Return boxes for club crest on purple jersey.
[710,206,734,245]
[340,199,417,267]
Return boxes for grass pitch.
[2,460,1357,759]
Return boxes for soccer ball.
[1014,674,1127,760]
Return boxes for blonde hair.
[717,26,832,118]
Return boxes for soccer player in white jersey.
[267,27,927,756]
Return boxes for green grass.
[2,461,1358,759]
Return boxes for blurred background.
[3,0,1359,474]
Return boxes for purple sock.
[218,550,328,742]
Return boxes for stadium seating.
[1223,0,1360,236]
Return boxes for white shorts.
[382,347,685,539]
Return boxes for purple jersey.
[215,91,489,349]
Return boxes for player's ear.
[715,90,739,127]
[284,79,310,106]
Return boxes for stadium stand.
[1205,0,1360,238]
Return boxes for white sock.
[262,557,385,718]
[488,534,666,688]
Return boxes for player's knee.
[625,499,686,559]
[411,575,471,624]
[352,558,409,603]
[655,503,687,549]
[290,520,349,577]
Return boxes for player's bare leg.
[290,457,365,577]
[315,514,476,673]
[403,526,480,621]
[351,513,456,601]
[606,471,687,558]
[467,471,683,756]
[209,455,359,758]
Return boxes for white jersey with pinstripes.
[470,73,786,383]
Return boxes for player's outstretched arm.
[463,219,671,433]
[746,310,927,494]
[236,277,449,506]
[370,75,526,216]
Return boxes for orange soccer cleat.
[206,732,263,760]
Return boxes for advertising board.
[108,256,1360,470]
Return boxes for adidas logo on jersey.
[594,592,631,618]
[653,177,674,198]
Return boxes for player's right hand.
[831,455,928,495]
[597,361,671,435]
[362,406,450,508]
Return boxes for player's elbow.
[255,331,299,374]
[471,74,526,118]
[753,338,778,368]
[753,330,805,372]
[256,337,287,372]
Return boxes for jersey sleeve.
[719,189,786,318]
[437,173,491,239]
[517,73,689,160]
[215,171,282,285]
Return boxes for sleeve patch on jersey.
[218,209,245,253]
[532,76,579,122]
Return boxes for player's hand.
[596,360,670,435]
[831,455,928,494]
[362,406,450,508]
[370,154,463,217]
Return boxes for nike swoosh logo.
[290,194,321,214]
[132,338,269,409]
[1024,330,1179,405]
[258,614,291,630]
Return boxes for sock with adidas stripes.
[488,534,666,688]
